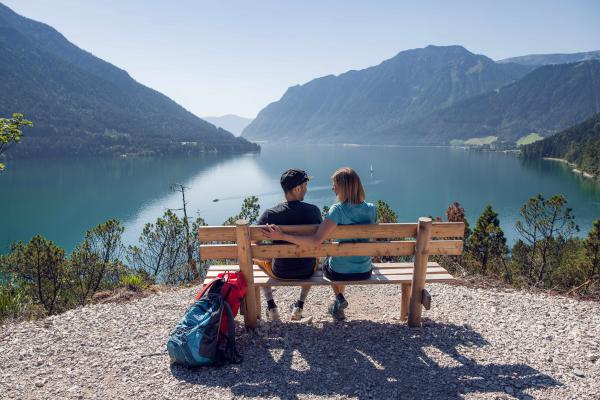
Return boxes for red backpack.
[195,271,247,333]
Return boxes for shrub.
[119,273,145,292]
[0,280,29,321]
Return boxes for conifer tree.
[467,205,508,275]
[376,200,398,223]
[515,194,578,284]
[12,236,66,315]
[587,219,600,283]
[0,113,32,171]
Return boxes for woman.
[262,167,377,320]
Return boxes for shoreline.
[543,157,596,180]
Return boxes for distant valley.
[204,115,254,136]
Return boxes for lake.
[1,144,600,254]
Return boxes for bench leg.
[255,287,262,320]
[400,283,410,321]
[408,217,432,328]
[242,291,258,330]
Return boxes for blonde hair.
[331,167,365,204]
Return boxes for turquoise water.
[1,144,599,253]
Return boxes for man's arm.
[262,219,337,246]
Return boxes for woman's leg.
[331,284,345,295]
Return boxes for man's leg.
[291,285,310,320]
[261,286,280,321]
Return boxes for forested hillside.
[392,61,600,144]
[522,113,600,180]
[0,3,258,156]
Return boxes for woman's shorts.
[321,258,372,281]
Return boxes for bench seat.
[203,262,454,287]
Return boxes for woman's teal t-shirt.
[325,201,377,274]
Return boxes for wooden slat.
[204,266,449,279]
[199,226,236,242]
[200,244,239,259]
[199,222,465,243]
[203,273,454,287]
[431,222,465,238]
[200,239,463,260]
[249,223,419,241]
[200,224,417,242]
[251,241,417,258]
[201,242,417,260]
[206,261,442,272]
[429,240,463,255]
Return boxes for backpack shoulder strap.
[219,301,242,365]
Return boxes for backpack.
[194,271,247,334]
[167,292,242,367]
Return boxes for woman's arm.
[262,219,338,246]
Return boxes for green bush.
[0,280,31,322]
[119,273,146,292]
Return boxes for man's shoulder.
[298,201,320,212]
[261,202,289,214]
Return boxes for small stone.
[573,369,585,378]
[35,380,45,388]
[504,386,514,394]
[586,354,598,362]
[305,316,313,324]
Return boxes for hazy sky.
[3,1,599,118]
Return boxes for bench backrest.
[199,218,465,260]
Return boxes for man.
[256,168,322,321]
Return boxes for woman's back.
[325,201,377,274]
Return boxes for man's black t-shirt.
[257,200,323,279]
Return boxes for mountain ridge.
[242,45,532,142]
[243,46,600,145]
[498,50,600,67]
[384,60,600,144]
[0,3,259,156]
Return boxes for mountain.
[203,115,253,136]
[0,3,258,157]
[521,113,600,180]
[498,50,600,67]
[391,60,600,144]
[242,45,531,142]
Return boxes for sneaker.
[328,297,348,321]
[265,307,280,321]
[290,305,303,321]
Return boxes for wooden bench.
[199,217,465,329]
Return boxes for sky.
[3,1,600,118]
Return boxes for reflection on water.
[1,145,599,253]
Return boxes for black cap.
[280,169,312,192]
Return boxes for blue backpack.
[167,292,241,367]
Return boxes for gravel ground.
[1,282,599,400]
